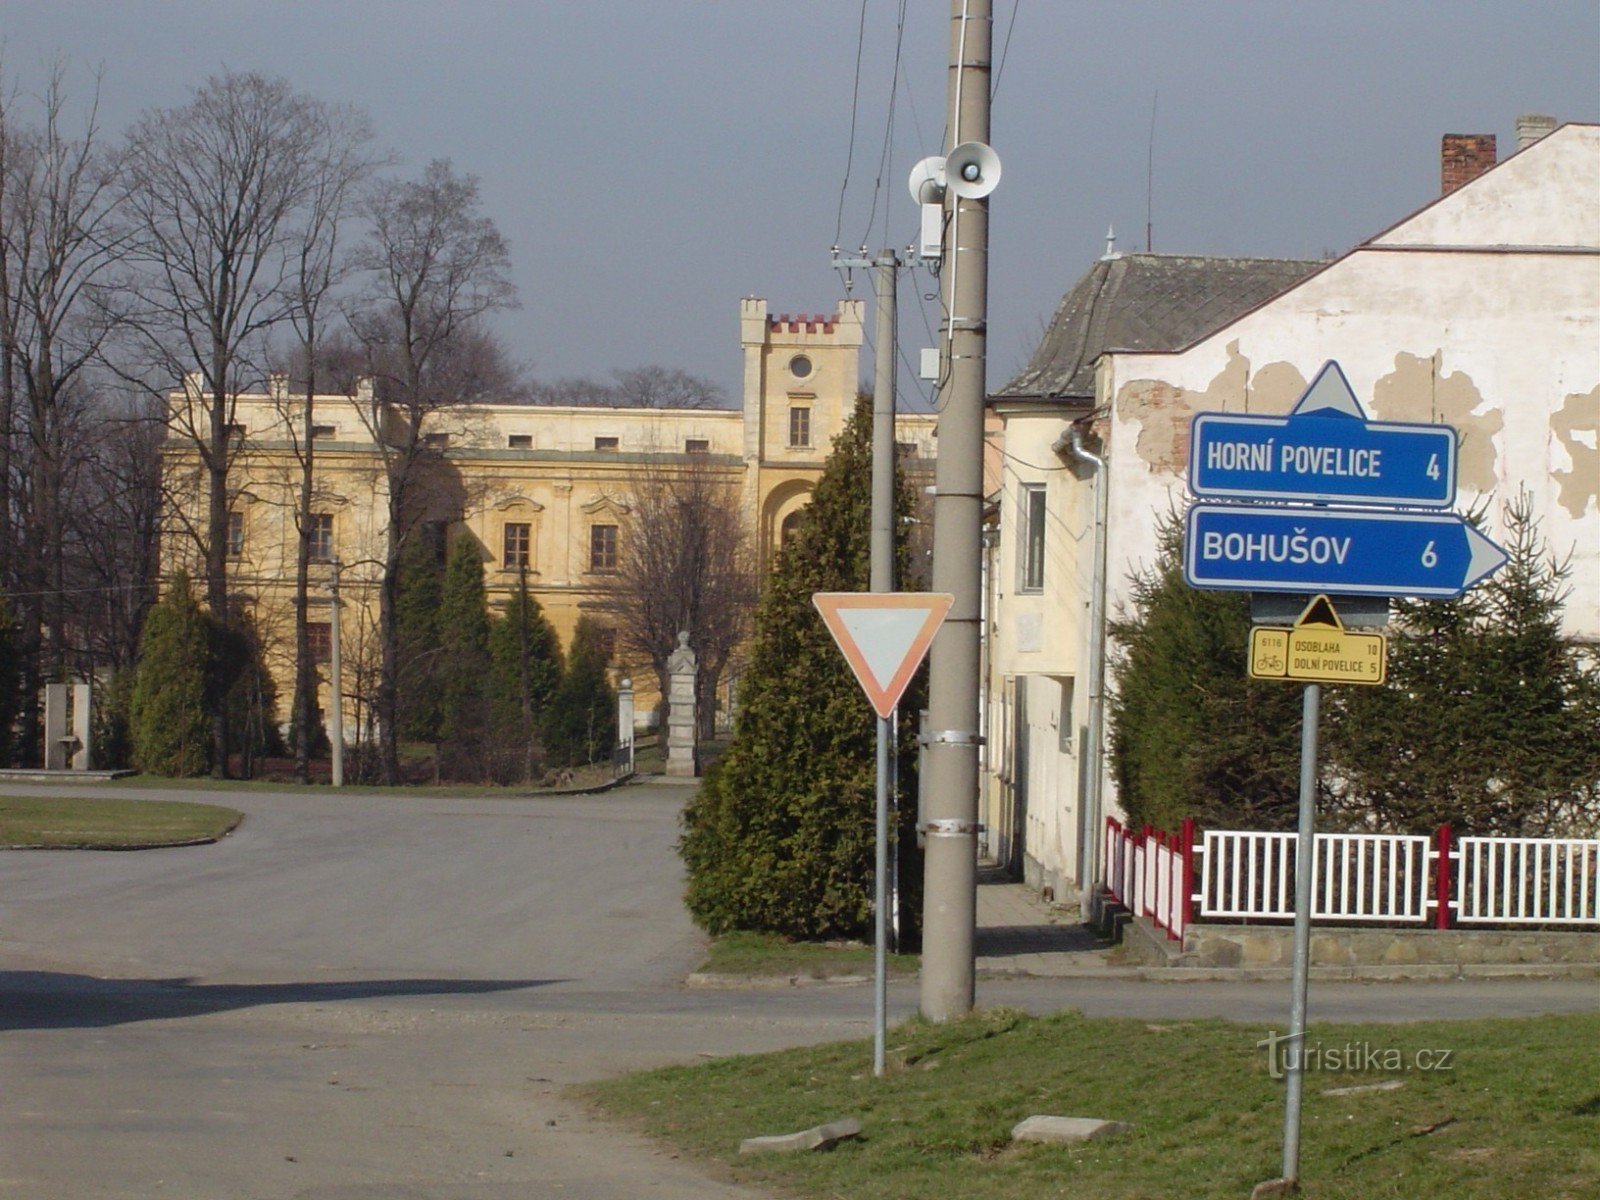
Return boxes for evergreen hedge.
[679,395,922,941]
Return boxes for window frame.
[308,512,334,562]
[589,523,619,572]
[1019,482,1046,592]
[225,510,245,559]
[788,405,812,449]
[503,521,532,570]
[307,621,332,664]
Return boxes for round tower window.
[790,355,813,379]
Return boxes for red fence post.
[1180,818,1197,934]
[1435,824,1454,930]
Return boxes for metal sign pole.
[1282,681,1321,1182]
[874,712,890,1077]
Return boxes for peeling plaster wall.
[1103,248,1600,652]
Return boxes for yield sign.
[813,592,953,719]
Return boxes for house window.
[311,424,337,439]
[789,406,811,448]
[508,434,532,449]
[307,621,332,664]
[779,510,804,550]
[685,438,710,455]
[790,354,813,379]
[589,523,618,572]
[309,513,334,562]
[593,626,617,663]
[594,435,619,451]
[226,511,245,558]
[224,422,247,443]
[503,521,532,569]
[1019,483,1046,591]
[423,432,450,449]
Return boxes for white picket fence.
[1103,819,1600,931]
[1196,830,1435,923]
[1455,836,1600,925]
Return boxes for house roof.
[993,253,1324,402]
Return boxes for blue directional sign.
[1189,362,1457,508]
[1184,503,1508,599]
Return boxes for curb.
[685,972,873,990]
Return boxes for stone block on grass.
[1010,1115,1132,1145]
[739,1117,862,1155]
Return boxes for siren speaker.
[945,141,1002,199]
[907,155,947,205]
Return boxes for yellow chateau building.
[161,298,936,734]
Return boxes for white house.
[984,119,1600,904]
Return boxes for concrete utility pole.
[870,250,898,594]
[921,0,992,1022]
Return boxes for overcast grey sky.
[3,2,1596,407]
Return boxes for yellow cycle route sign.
[1249,594,1387,686]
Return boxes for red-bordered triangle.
[812,592,954,719]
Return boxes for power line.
[992,0,1021,101]
[833,0,873,252]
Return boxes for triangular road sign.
[813,592,954,719]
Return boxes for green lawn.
[699,930,920,980]
[587,1007,1600,1199]
[0,795,242,848]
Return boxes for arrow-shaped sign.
[813,592,952,719]
[1185,503,1507,599]
[1189,362,1458,508]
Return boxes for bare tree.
[350,159,516,783]
[62,387,163,675]
[610,365,727,409]
[605,450,756,740]
[528,365,726,409]
[0,61,126,762]
[276,107,376,783]
[117,71,361,774]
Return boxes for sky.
[2,2,1596,409]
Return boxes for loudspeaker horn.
[907,155,947,206]
[945,141,1002,199]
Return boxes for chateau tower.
[738,297,865,562]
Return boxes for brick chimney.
[1516,113,1558,152]
[1441,134,1496,195]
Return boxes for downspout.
[1056,419,1109,916]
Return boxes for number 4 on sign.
[813,593,954,719]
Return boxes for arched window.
[780,510,803,548]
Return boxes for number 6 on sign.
[1421,540,1438,568]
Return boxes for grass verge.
[699,930,919,979]
[0,795,242,848]
[586,1006,1600,1199]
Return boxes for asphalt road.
[2,780,1595,1199]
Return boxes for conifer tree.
[1328,493,1600,834]
[129,571,212,777]
[1107,512,1306,831]
[394,531,444,744]
[488,573,563,780]
[679,395,922,940]
[436,535,491,772]
[542,616,616,767]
